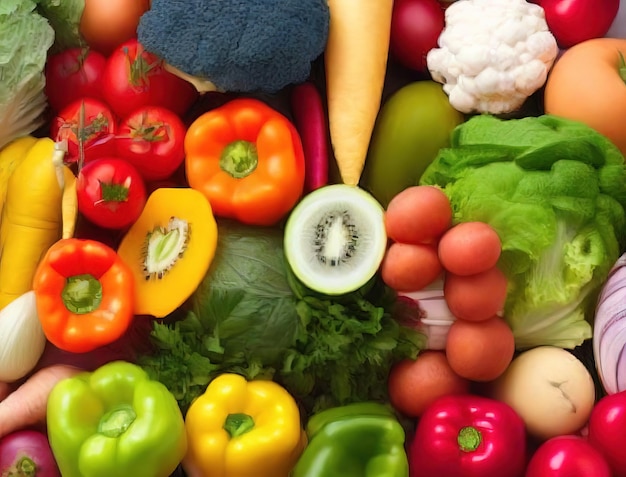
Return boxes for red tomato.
[525,435,612,477]
[101,40,198,119]
[50,98,117,164]
[587,390,626,476]
[76,157,147,229]
[116,106,187,181]
[44,47,107,113]
[390,0,445,72]
[438,221,502,276]
[532,0,620,48]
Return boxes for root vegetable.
[0,365,81,439]
[324,0,393,185]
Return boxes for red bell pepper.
[587,390,626,477]
[408,394,526,477]
[32,238,135,354]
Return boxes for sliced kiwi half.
[284,184,387,296]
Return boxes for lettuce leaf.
[139,220,424,415]
[36,0,85,53]
[0,0,55,149]
[420,114,626,349]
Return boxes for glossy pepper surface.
[182,373,306,477]
[292,401,409,477]
[184,97,306,226]
[409,394,526,477]
[32,238,134,353]
[46,360,187,477]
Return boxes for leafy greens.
[420,114,626,350]
[139,220,424,415]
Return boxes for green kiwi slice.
[284,184,387,295]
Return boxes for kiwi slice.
[284,184,387,295]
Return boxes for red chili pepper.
[408,394,527,477]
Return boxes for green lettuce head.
[420,114,626,349]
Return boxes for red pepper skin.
[409,394,526,477]
[587,390,626,477]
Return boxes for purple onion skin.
[0,430,61,477]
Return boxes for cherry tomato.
[525,435,612,477]
[389,0,445,72]
[116,106,187,181]
[76,157,147,229]
[50,98,117,164]
[80,0,151,56]
[532,0,620,48]
[101,39,198,119]
[44,47,107,113]
[587,390,626,476]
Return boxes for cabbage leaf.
[139,220,424,415]
[420,114,626,349]
[0,0,54,150]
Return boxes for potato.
[489,346,596,441]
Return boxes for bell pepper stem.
[62,274,103,314]
[98,405,137,438]
[457,426,482,452]
[619,51,626,84]
[220,140,258,178]
[223,413,255,438]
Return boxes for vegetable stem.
[223,413,255,438]
[457,426,482,452]
[220,140,258,178]
[619,51,626,83]
[98,405,137,438]
[62,274,103,314]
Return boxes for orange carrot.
[324,0,393,186]
[0,365,81,438]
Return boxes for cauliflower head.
[426,0,558,114]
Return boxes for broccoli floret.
[137,0,329,93]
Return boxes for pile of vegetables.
[2,0,626,476]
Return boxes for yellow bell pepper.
[182,373,307,477]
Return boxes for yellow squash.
[117,187,218,318]
[0,138,77,309]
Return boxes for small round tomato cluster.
[45,40,198,231]
[381,185,516,386]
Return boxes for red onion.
[0,430,60,476]
[593,253,626,394]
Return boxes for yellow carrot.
[324,0,393,186]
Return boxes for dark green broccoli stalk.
[137,0,329,93]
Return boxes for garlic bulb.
[0,291,46,382]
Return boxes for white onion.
[0,291,46,382]
[593,253,626,394]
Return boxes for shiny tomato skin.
[76,157,147,230]
[525,435,612,477]
[44,47,107,113]
[116,106,187,182]
[101,40,198,119]
[533,0,620,48]
[587,391,626,477]
[50,98,117,164]
[390,0,445,72]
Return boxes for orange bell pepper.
[184,98,306,226]
[32,238,135,353]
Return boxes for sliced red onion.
[593,253,626,394]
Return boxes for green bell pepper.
[46,360,187,477]
[292,402,409,477]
